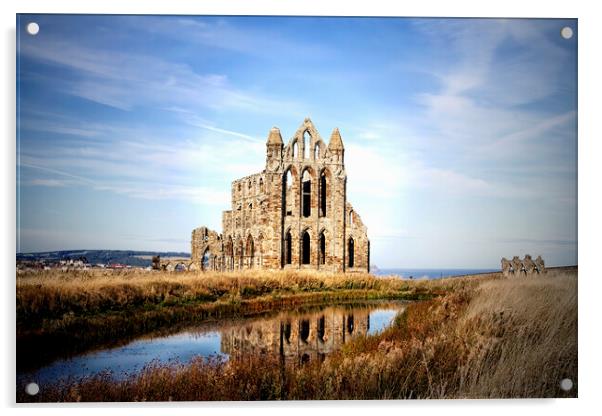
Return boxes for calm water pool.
[18,301,406,385]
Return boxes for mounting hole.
[560,378,573,391]
[560,26,573,40]
[25,382,39,396]
[26,22,39,36]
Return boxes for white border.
[3,1,601,415]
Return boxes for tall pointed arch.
[303,130,311,159]
[202,248,211,271]
[283,166,298,217]
[257,233,264,268]
[319,167,331,217]
[301,168,313,218]
[283,228,292,266]
[348,237,355,268]
[301,229,311,265]
[245,234,254,269]
[237,239,243,270]
[318,229,328,266]
[226,236,234,271]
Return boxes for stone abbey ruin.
[188,118,369,273]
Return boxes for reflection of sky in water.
[19,331,224,384]
[367,310,398,335]
[18,304,403,385]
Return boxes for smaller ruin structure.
[501,255,546,278]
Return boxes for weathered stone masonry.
[191,118,370,273]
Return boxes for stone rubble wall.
[501,254,546,278]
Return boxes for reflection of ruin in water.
[221,306,397,365]
[17,303,406,384]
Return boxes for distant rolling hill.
[16,250,190,267]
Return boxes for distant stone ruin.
[501,257,512,277]
[501,254,546,278]
[155,256,196,272]
[534,255,545,274]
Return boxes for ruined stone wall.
[190,226,223,270]
[501,255,546,278]
[345,203,370,272]
[190,118,370,273]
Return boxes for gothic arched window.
[303,131,310,159]
[284,169,294,216]
[320,170,327,217]
[302,230,311,265]
[348,237,355,268]
[284,230,292,265]
[302,170,312,218]
[319,231,326,265]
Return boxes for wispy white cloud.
[411,163,493,194]
[483,110,577,153]
[345,143,407,199]
[20,158,231,207]
[21,119,102,138]
[18,111,266,207]
[27,178,70,187]
[93,182,230,206]
[19,161,97,185]
[177,114,263,143]
[128,16,333,60]
[413,19,570,104]
[411,19,574,149]
[20,36,302,115]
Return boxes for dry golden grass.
[18,269,576,401]
[17,268,468,325]
[454,271,577,397]
[17,269,454,370]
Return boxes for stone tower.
[191,118,370,273]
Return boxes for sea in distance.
[373,268,498,280]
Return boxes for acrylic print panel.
[16,14,578,402]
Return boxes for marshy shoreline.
[16,267,577,401]
[17,269,438,371]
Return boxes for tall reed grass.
[17,269,447,323]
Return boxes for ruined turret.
[267,126,283,145]
[328,127,344,164]
[266,127,283,166]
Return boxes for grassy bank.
[17,269,448,369]
[18,269,576,401]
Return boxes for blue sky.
[16,15,577,268]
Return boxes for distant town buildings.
[16,257,146,272]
